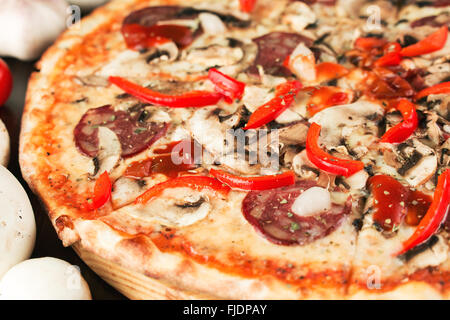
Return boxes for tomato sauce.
[305,86,351,116]
[122,23,195,51]
[125,140,199,178]
[369,175,432,231]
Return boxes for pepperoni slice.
[247,32,314,77]
[74,105,168,158]
[242,181,351,246]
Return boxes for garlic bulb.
[68,0,109,11]
[0,0,68,61]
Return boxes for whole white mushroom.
[0,165,35,279]
[0,0,68,61]
[0,257,92,300]
[0,119,10,166]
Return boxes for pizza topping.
[109,76,223,108]
[122,6,252,51]
[384,139,438,187]
[374,42,402,68]
[395,169,450,256]
[124,140,199,179]
[306,123,365,177]
[284,42,317,82]
[123,6,250,31]
[135,175,230,205]
[243,80,303,129]
[282,2,316,32]
[208,68,246,103]
[415,81,450,100]
[239,0,257,13]
[247,32,314,77]
[74,105,168,158]
[364,67,415,100]
[305,86,353,116]
[380,99,419,144]
[315,62,349,84]
[82,171,112,212]
[122,23,196,51]
[198,12,227,34]
[90,127,122,177]
[400,26,448,57]
[241,181,351,245]
[368,175,432,232]
[291,186,331,217]
[209,169,295,191]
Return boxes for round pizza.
[19,0,450,299]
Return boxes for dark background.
[2,58,126,300]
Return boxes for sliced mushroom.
[406,235,448,270]
[218,41,258,77]
[117,187,213,228]
[111,175,166,209]
[292,150,320,180]
[415,111,443,148]
[276,121,309,146]
[438,139,450,168]
[424,94,450,120]
[183,44,244,70]
[74,75,110,88]
[309,100,384,152]
[186,107,270,174]
[97,45,176,79]
[292,149,335,187]
[90,127,122,178]
[282,1,316,32]
[423,55,450,87]
[385,139,438,187]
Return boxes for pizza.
[19,0,450,299]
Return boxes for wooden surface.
[3,58,126,300]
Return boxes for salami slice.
[242,181,351,246]
[74,105,168,158]
[247,32,314,77]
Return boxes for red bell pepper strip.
[374,42,402,67]
[243,81,302,130]
[354,37,387,51]
[83,171,112,211]
[109,76,223,108]
[0,59,12,106]
[400,26,448,57]
[374,52,402,67]
[395,169,450,256]
[415,81,450,100]
[210,169,295,191]
[380,99,418,144]
[208,68,246,103]
[135,176,230,205]
[239,0,257,12]
[306,122,365,177]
